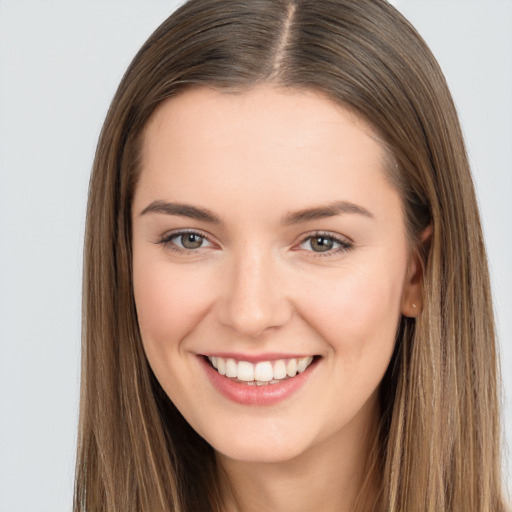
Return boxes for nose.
[215,248,293,337]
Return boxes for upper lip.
[200,352,318,363]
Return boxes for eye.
[176,232,207,250]
[158,230,213,253]
[298,232,353,255]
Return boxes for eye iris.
[311,236,334,252]
[181,233,203,249]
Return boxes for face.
[132,85,422,464]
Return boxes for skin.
[131,85,423,512]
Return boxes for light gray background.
[0,1,510,511]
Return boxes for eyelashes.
[298,233,353,255]
[160,230,214,252]
[156,229,354,257]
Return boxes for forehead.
[143,85,377,156]
[135,85,399,224]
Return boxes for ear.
[401,224,432,318]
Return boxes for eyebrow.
[280,201,374,225]
[139,199,373,225]
[139,200,222,224]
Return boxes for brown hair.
[75,0,506,510]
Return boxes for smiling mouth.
[206,355,316,386]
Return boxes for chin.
[204,422,317,465]
[216,440,308,464]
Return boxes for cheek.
[132,256,214,355]
[295,260,406,356]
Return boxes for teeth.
[298,356,313,373]
[207,355,315,383]
[254,361,273,382]
[273,359,287,379]
[237,361,254,382]
[225,358,237,378]
[217,357,226,375]
[286,358,297,377]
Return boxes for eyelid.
[156,228,216,253]
[295,231,354,257]
[156,228,354,257]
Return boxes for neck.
[216,398,381,512]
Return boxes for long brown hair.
[75,1,506,510]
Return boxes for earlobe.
[401,253,423,318]
[401,224,432,318]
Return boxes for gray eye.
[309,236,334,252]
[179,233,204,249]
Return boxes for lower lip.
[199,356,318,406]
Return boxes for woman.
[74,0,507,510]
